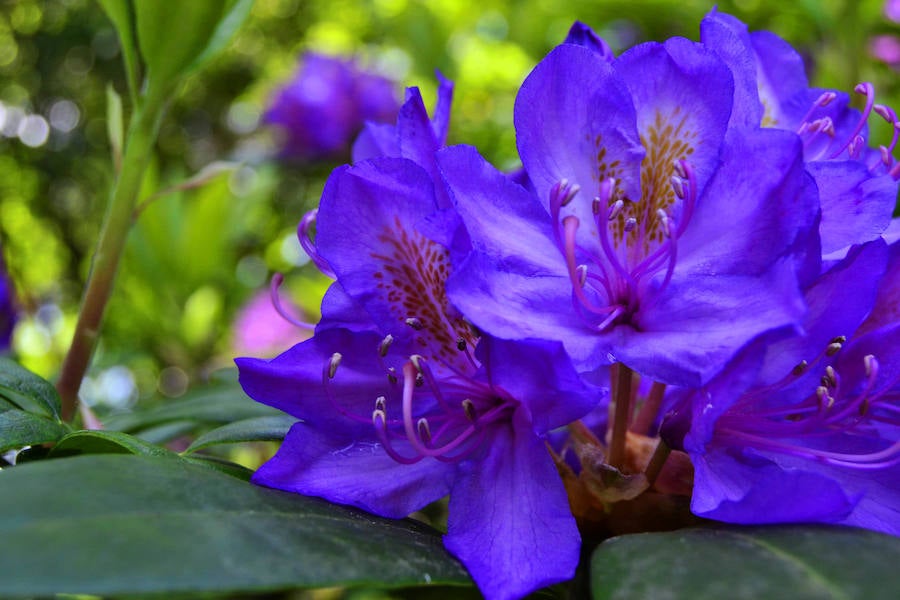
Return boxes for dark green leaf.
[0,455,471,597]
[0,410,69,453]
[591,525,900,600]
[48,430,175,458]
[184,415,296,454]
[133,419,198,444]
[182,454,254,480]
[0,358,62,419]
[103,385,283,433]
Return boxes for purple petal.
[622,266,806,387]
[253,422,454,519]
[859,239,900,333]
[515,43,644,214]
[699,9,764,127]
[430,71,454,144]
[475,336,603,433]
[438,145,563,274]
[677,128,819,276]
[236,328,393,436]
[445,408,580,600]
[809,162,897,255]
[563,21,615,61]
[690,446,857,524]
[615,38,734,195]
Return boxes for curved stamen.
[829,83,875,159]
[269,273,316,330]
[563,216,620,316]
[297,209,336,278]
[373,410,424,464]
[719,428,900,469]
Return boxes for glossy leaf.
[591,525,900,599]
[0,410,68,453]
[0,358,61,420]
[184,414,295,454]
[0,454,471,597]
[103,384,283,433]
[48,429,176,458]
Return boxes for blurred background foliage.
[0,0,897,420]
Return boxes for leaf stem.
[56,92,166,422]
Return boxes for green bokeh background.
[0,0,897,414]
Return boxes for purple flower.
[0,257,15,352]
[663,240,900,533]
[265,53,400,161]
[443,36,819,387]
[700,10,899,257]
[238,156,604,600]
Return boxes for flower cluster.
[239,11,900,600]
[264,52,400,161]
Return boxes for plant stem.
[630,380,666,435]
[643,439,671,488]
[607,363,634,470]
[56,94,166,422]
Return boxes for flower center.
[717,337,900,470]
[550,157,698,332]
[321,347,515,465]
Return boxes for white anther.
[624,217,637,232]
[826,342,843,356]
[670,176,685,199]
[864,354,879,378]
[608,199,625,220]
[379,334,394,357]
[656,208,671,238]
[375,396,386,412]
[417,418,432,443]
[405,317,424,330]
[792,360,808,376]
[373,409,387,427]
[328,353,342,378]
[575,264,588,287]
[673,160,687,179]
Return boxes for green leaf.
[182,454,254,480]
[96,0,140,102]
[189,0,254,72]
[103,384,283,433]
[0,358,62,420]
[48,430,176,458]
[184,415,295,454]
[134,0,250,97]
[0,410,69,453]
[0,454,471,597]
[591,525,900,600]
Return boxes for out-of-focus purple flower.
[701,10,899,257]
[231,289,310,357]
[870,34,900,67]
[887,0,900,23]
[238,156,602,600]
[444,36,819,387]
[0,258,15,352]
[264,53,400,161]
[663,240,900,533]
